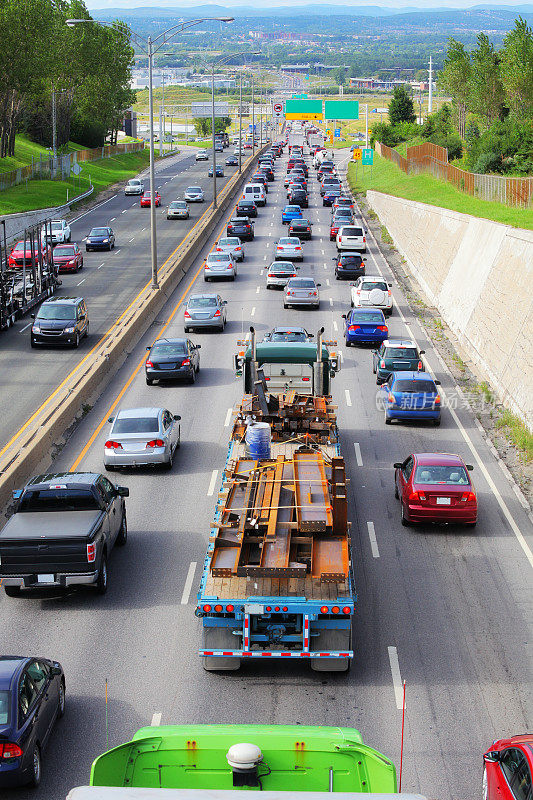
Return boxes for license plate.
[436,497,451,505]
[245,604,264,614]
[37,574,55,583]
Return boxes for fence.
[375,140,533,209]
[0,140,144,193]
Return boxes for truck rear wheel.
[202,626,241,672]
[310,628,352,672]
[4,586,21,597]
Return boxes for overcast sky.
[86,0,526,9]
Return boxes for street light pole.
[251,74,255,156]
[239,72,243,174]
[211,63,217,209]
[147,35,158,288]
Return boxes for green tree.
[388,85,416,125]
[469,33,506,129]
[438,38,471,138]
[500,16,533,120]
[333,66,347,87]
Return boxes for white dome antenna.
[226,742,263,786]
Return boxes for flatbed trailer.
[197,390,355,672]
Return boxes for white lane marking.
[99,262,105,268]
[77,278,86,286]
[180,561,197,605]
[345,389,352,407]
[110,217,116,222]
[121,209,127,214]
[270,222,274,227]
[324,264,328,270]
[388,646,404,710]
[151,712,162,726]
[333,320,338,333]
[131,202,137,207]
[19,323,31,333]
[207,470,218,497]
[250,306,256,317]
[329,297,333,307]
[97,264,103,270]
[338,351,344,363]
[354,442,363,467]
[129,237,134,242]
[114,249,120,254]
[326,278,330,286]
[256,285,260,293]
[70,195,118,223]
[321,249,325,255]
[224,408,233,428]
[367,521,380,558]
[263,255,268,261]
[260,269,264,276]
[141,227,146,232]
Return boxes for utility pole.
[148,35,158,289]
[239,72,243,174]
[251,73,255,156]
[428,55,433,114]
[211,63,217,208]
[52,85,57,167]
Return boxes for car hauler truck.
[197,329,353,672]
[67,723,401,797]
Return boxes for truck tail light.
[302,377,310,382]
[388,393,395,403]
[214,604,223,612]
[87,543,96,563]
[434,395,441,404]
[320,606,329,614]
[331,606,340,614]
[342,606,351,615]
[203,604,212,612]
[0,742,23,759]
[146,439,164,448]
[105,441,123,450]
[226,604,234,612]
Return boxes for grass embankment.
[347,152,533,230]
[0,148,150,215]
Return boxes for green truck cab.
[71,724,397,795]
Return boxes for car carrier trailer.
[197,372,355,672]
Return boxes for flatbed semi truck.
[197,336,354,672]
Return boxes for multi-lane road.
[0,147,238,451]
[2,141,532,800]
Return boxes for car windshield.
[352,312,383,322]
[19,488,100,512]
[189,297,217,308]
[342,227,363,236]
[170,201,186,208]
[188,187,201,192]
[114,417,159,434]
[37,305,75,321]
[414,465,469,485]
[362,281,388,292]
[51,222,63,230]
[129,180,141,186]
[285,207,300,212]
[150,343,187,357]
[291,221,309,227]
[385,347,418,358]
[0,690,9,724]
[279,238,299,245]
[393,379,436,393]
[289,279,315,288]
[54,246,76,257]
[220,238,238,246]
[90,228,108,236]
[271,331,307,341]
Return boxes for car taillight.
[0,742,23,759]
[214,309,221,317]
[434,395,441,404]
[388,289,392,296]
[235,246,241,251]
[363,236,366,242]
[105,441,123,450]
[356,289,361,295]
[460,492,476,502]
[181,359,191,366]
[377,326,388,332]
[295,246,302,250]
[311,291,317,297]
[417,361,422,370]
[302,377,310,382]
[268,274,275,278]
[348,325,360,332]
[409,491,426,502]
[388,393,395,403]
[146,439,165,448]
[287,291,294,296]
[87,543,96,562]
[380,359,385,368]
[216,247,222,251]
[184,311,191,318]
[145,360,153,368]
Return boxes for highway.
[1,142,532,800]
[0,147,238,452]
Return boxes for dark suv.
[372,339,425,385]
[31,297,89,348]
[333,252,366,280]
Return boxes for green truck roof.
[90,724,396,793]
[245,342,331,364]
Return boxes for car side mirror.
[50,665,62,677]
[393,462,403,469]
[31,313,35,319]
[434,380,441,385]
[484,751,501,763]
[174,415,181,421]
[117,487,129,498]
[466,464,474,471]
[223,300,228,305]
[146,346,151,351]
[196,344,201,349]
[341,314,347,319]
[388,283,392,288]
[316,283,321,287]
[108,417,114,424]
[420,350,425,355]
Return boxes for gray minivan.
[31,297,89,348]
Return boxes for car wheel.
[116,511,127,546]
[184,327,190,334]
[96,554,108,594]
[58,679,66,718]
[4,586,21,597]
[146,378,154,386]
[108,244,112,251]
[434,418,441,426]
[385,414,392,425]
[400,504,411,527]
[189,368,196,385]
[73,332,80,348]
[345,340,351,347]
[394,477,399,499]
[164,451,173,471]
[28,745,41,787]
[105,464,115,471]
[30,337,37,348]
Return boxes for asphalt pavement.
[1,143,532,800]
[0,147,237,452]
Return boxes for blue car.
[379,371,441,425]
[343,307,388,346]
[0,656,65,788]
[281,204,302,224]
[85,226,115,252]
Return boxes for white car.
[266,261,299,289]
[350,275,393,315]
[275,237,303,261]
[104,407,181,470]
[336,224,366,253]
[195,151,209,161]
[184,186,204,202]
[125,178,144,195]
[50,219,71,244]
[215,236,245,262]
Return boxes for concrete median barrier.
[0,147,270,508]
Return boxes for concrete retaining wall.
[367,191,533,429]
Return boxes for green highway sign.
[324,100,359,120]
[362,148,374,165]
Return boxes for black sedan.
[236,200,258,218]
[208,165,224,177]
[289,218,312,240]
[289,189,308,209]
[228,216,255,241]
[146,338,201,385]
[225,156,238,166]
[85,226,115,252]
[0,655,65,788]
[333,251,366,280]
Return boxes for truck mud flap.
[311,628,352,673]
[201,626,241,672]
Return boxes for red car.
[140,191,161,208]
[330,220,343,240]
[52,243,84,273]
[8,240,51,269]
[483,734,533,800]
[394,452,477,527]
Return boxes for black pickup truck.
[0,472,129,597]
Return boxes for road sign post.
[362,148,373,166]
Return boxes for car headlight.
[32,324,40,332]
[102,239,109,243]
[64,326,75,333]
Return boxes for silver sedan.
[167,200,190,219]
[275,236,304,261]
[266,261,299,289]
[184,186,204,202]
[204,252,237,281]
[184,293,227,332]
[284,277,321,309]
[104,407,181,470]
[215,236,245,262]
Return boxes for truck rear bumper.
[2,571,98,588]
